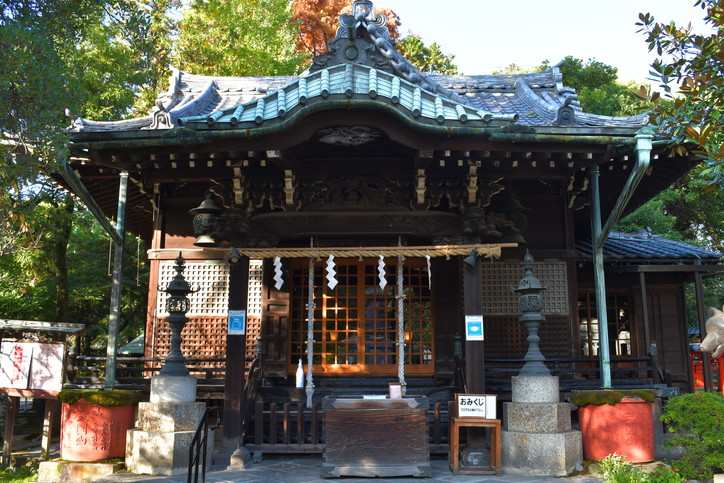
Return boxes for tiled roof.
[176,64,516,130]
[69,0,649,133]
[577,231,723,263]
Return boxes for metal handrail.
[241,355,262,443]
[453,355,467,394]
[187,406,220,483]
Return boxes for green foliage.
[638,1,724,187]
[0,465,37,483]
[571,390,656,407]
[599,454,649,483]
[491,63,545,75]
[660,392,724,480]
[174,0,307,76]
[396,35,459,75]
[618,163,724,250]
[554,56,648,116]
[0,206,148,353]
[597,455,683,483]
[645,464,684,483]
[57,389,143,406]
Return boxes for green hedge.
[570,389,656,406]
[57,389,142,407]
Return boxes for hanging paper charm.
[378,255,387,290]
[273,256,284,290]
[326,255,338,290]
[426,255,432,290]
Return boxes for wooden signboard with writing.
[0,340,65,397]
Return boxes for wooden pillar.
[463,238,485,453]
[222,256,250,447]
[41,399,57,461]
[2,396,18,467]
[694,271,713,391]
[463,253,485,392]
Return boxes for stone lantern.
[511,250,550,377]
[127,253,209,476]
[502,250,582,476]
[158,253,195,377]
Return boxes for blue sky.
[376,0,712,83]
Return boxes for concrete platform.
[88,455,602,483]
[38,461,124,483]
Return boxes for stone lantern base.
[501,376,582,476]
[126,376,211,476]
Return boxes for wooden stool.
[448,417,501,475]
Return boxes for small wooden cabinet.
[321,396,430,478]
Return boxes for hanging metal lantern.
[189,192,223,247]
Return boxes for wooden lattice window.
[156,261,229,316]
[482,261,569,315]
[288,258,434,375]
[578,290,634,357]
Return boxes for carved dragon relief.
[318,126,382,146]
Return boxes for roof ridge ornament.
[338,0,389,41]
[310,0,458,102]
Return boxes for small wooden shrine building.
[62,0,721,453]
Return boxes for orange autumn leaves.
[293,0,401,57]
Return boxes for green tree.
[492,63,543,75]
[396,35,459,75]
[174,0,307,76]
[541,57,647,116]
[637,0,724,187]
[0,0,158,349]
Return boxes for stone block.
[125,428,214,476]
[38,461,123,483]
[150,375,197,403]
[501,430,582,476]
[136,401,205,432]
[511,375,559,403]
[503,401,572,433]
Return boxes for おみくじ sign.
[456,394,497,419]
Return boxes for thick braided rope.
[306,258,315,391]
[397,255,406,388]
[220,244,509,260]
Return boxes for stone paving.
[90,455,603,483]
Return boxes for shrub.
[598,454,647,483]
[660,391,724,481]
[597,454,683,483]
[0,465,37,483]
[645,464,683,483]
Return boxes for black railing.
[453,354,467,394]
[187,406,220,483]
[241,355,262,443]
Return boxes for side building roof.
[577,231,723,265]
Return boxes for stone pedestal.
[126,376,211,476]
[501,376,582,476]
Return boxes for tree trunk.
[54,193,74,323]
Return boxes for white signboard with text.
[0,341,64,392]
[456,393,497,419]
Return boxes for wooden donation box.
[321,396,431,478]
